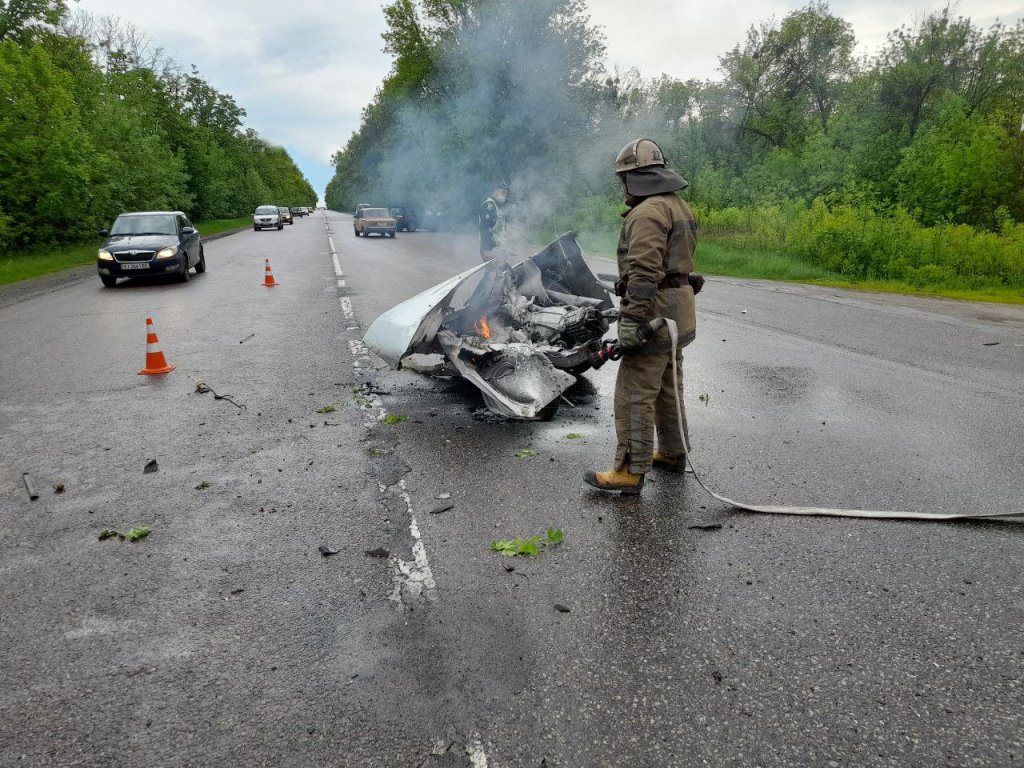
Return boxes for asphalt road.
[1,211,1022,767]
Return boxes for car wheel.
[277,224,283,230]
[178,258,191,282]
[388,232,396,238]
[195,248,206,274]
[254,225,259,231]
[100,275,117,288]
[354,228,359,237]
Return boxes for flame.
[475,315,492,339]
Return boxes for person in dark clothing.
[479,182,510,262]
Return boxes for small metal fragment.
[554,604,571,613]
[429,503,454,515]
[22,473,39,501]
[688,523,723,531]
[239,333,256,344]
[143,459,159,474]
[319,546,339,556]
[364,547,389,558]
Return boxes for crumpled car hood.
[363,234,613,419]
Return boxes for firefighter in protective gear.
[479,182,510,262]
[584,138,702,495]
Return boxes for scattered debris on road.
[688,523,723,531]
[143,459,159,474]
[53,483,65,494]
[554,604,571,613]
[21,473,38,501]
[982,341,1000,346]
[239,333,255,344]
[429,503,454,515]
[515,449,536,459]
[365,547,390,558]
[318,545,340,557]
[382,413,408,425]
[316,405,336,413]
[99,526,151,542]
[188,374,246,410]
[195,481,210,490]
[435,492,451,500]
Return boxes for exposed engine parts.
[364,233,615,419]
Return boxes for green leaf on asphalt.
[316,405,336,414]
[515,449,536,458]
[368,447,386,457]
[123,527,151,542]
[492,530,563,557]
[565,433,583,440]
[98,530,119,541]
[195,481,210,490]
[382,414,408,425]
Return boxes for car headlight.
[156,246,178,259]
[98,250,113,261]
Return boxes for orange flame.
[475,315,492,339]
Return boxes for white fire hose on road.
[649,317,1022,522]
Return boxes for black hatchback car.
[97,211,205,287]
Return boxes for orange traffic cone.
[263,258,278,287]
[137,317,175,375]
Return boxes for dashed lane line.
[330,222,492,767]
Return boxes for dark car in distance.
[389,206,420,232]
[290,206,308,217]
[278,207,293,225]
[97,211,205,288]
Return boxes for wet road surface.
[1,210,1023,767]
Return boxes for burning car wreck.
[363,234,617,419]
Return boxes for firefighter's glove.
[688,273,705,295]
[617,317,648,352]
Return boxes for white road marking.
[388,479,437,605]
[328,236,336,253]
[332,253,342,276]
[466,737,489,767]
[340,297,354,320]
[337,280,346,288]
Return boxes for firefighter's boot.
[652,450,686,474]
[584,466,645,495]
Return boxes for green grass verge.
[0,218,250,286]
[588,238,1024,305]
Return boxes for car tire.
[354,228,359,237]
[178,258,191,282]
[388,232,396,238]
[277,224,283,230]
[100,275,117,288]
[254,226,259,231]
[195,248,206,274]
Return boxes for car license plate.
[121,263,150,270]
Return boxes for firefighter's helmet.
[614,138,667,173]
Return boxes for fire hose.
[605,318,1022,522]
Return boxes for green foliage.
[382,413,408,424]
[316,405,337,414]
[514,449,536,458]
[491,527,564,557]
[0,13,315,255]
[123,527,151,542]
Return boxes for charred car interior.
[364,234,617,419]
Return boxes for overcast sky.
[75,0,1024,201]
